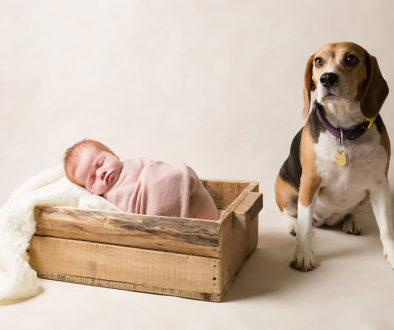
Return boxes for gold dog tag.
[335,151,346,166]
[335,129,346,166]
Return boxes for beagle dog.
[274,42,393,271]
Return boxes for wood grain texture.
[219,181,259,223]
[201,179,250,210]
[29,236,221,295]
[35,272,224,302]
[246,215,259,256]
[234,192,263,226]
[30,178,263,301]
[35,206,221,258]
[219,215,259,296]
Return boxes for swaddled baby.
[63,139,218,220]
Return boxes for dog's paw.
[289,250,316,272]
[383,243,394,269]
[342,216,362,235]
[289,222,297,236]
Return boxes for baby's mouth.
[105,171,114,185]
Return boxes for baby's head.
[64,139,123,195]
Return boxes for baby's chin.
[88,183,113,196]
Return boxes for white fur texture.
[0,165,120,301]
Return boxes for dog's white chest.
[313,128,387,224]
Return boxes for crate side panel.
[220,222,249,291]
[247,215,259,257]
[29,236,221,295]
[219,213,259,297]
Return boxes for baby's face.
[74,145,123,195]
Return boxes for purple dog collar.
[314,103,372,141]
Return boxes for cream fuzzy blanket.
[0,165,120,301]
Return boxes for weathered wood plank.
[35,206,221,258]
[246,215,259,257]
[29,236,222,295]
[35,272,223,302]
[219,181,259,223]
[234,192,263,226]
[219,214,258,297]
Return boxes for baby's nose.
[98,168,106,181]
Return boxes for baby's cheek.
[96,183,109,195]
[88,183,100,195]
[87,186,96,194]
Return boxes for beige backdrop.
[1,1,394,329]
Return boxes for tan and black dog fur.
[275,42,393,271]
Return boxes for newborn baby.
[63,139,218,220]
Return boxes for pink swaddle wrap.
[103,158,218,220]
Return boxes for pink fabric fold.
[104,158,218,220]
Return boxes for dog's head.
[302,42,389,119]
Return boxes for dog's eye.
[345,54,359,66]
[314,57,324,68]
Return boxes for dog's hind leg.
[341,196,369,235]
[342,214,363,235]
[275,174,299,235]
[282,209,298,236]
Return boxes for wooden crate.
[28,179,263,302]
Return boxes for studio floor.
[1,196,394,330]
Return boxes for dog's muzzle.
[320,72,338,88]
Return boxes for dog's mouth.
[321,88,341,100]
[317,87,343,105]
[325,91,337,98]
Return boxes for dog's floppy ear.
[302,55,315,118]
[360,53,389,119]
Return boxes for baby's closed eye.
[89,174,96,186]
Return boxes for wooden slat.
[29,236,222,296]
[35,272,224,302]
[34,206,221,258]
[234,192,263,226]
[218,181,259,223]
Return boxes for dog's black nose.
[320,72,338,88]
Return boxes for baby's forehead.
[71,144,99,183]
[76,143,95,153]
[70,144,95,171]
[75,144,99,161]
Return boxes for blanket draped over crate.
[0,165,120,301]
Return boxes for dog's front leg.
[290,175,321,271]
[369,180,394,269]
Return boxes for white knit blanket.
[0,165,120,301]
